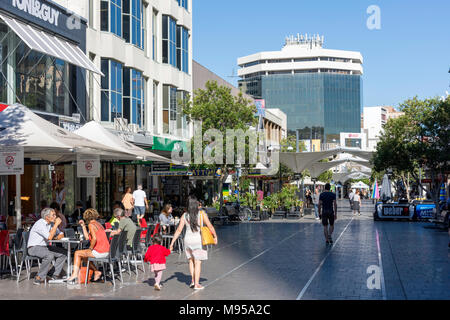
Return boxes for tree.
[372,96,450,216]
[182,81,257,208]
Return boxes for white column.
[15,174,21,230]
[7,32,16,104]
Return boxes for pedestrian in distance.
[169,195,218,290]
[133,185,149,223]
[122,187,134,218]
[144,234,171,291]
[349,188,355,211]
[353,190,362,216]
[318,183,337,245]
[312,187,320,220]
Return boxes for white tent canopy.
[351,181,370,189]
[74,121,171,163]
[0,104,134,162]
[279,148,374,174]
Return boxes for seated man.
[27,208,67,284]
[108,208,137,249]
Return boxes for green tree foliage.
[372,96,450,215]
[182,81,258,207]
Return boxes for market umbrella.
[0,104,142,229]
[371,180,380,199]
[380,174,392,201]
[74,121,172,163]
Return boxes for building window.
[162,84,177,134]
[152,10,157,61]
[153,81,158,132]
[162,15,176,67]
[122,0,144,49]
[100,0,122,37]
[176,26,189,73]
[177,0,188,10]
[101,58,123,122]
[123,67,144,127]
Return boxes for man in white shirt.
[27,208,66,284]
[132,184,148,222]
[348,189,355,211]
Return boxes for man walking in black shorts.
[319,183,337,245]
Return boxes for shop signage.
[0,146,24,175]
[77,154,100,178]
[255,99,265,117]
[12,0,61,27]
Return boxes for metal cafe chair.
[85,234,121,287]
[127,229,146,276]
[16,231,46,284]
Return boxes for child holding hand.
[144,234,171,290]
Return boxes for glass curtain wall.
[0,22,75,116]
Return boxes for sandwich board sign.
[77,154,100,178]
[0,146,24,175]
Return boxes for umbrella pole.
[15,173,21,230]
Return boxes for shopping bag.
[79,266,94,284]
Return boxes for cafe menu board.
[0,146,24,175]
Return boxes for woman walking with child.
[169,195,218,290]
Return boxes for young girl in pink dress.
[144,234,171,290]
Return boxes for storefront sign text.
[12,0,61,27]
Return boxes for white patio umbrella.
[74,121,172,163]
[0,104,144,229]
[351,181,370,189]
[0,104,136,162]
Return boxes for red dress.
[144,244,171,272]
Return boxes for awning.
[0,13,103,76]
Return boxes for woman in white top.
[170,196,218,290]
[353,189,362,216]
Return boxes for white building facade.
[363,106,388,151]
[53,0,193,146]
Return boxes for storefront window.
[0,23,75,116]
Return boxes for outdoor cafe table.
[48,239,81,283]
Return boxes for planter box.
[273,210,286,219]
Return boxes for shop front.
[0,0,99,217]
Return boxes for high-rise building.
[363,106,388,151]
[238,34,363,145]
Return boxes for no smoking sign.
[85,161,93,171]
[5,155,15,167]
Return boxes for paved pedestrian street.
[0,200,448,300]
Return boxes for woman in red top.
[144,234,170,290]
[66,209,110,283]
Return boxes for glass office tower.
[238,34,363,145]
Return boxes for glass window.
[162,15,177,67]
[153,81,158,132]
[100,0,109,31]
[152,10,157,61]
[123,67,144,127]
[100,58,123,122]
[162,84,169,134]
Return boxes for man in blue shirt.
[319,183,337,245]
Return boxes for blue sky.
[192,0,450,108]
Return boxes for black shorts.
[321,211,335,226]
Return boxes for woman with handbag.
[169,196,218,290]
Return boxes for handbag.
[200,211,215,246]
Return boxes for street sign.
[77,154,100,178]
[0,146,24,175]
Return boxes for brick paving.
[0,200,448,300]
